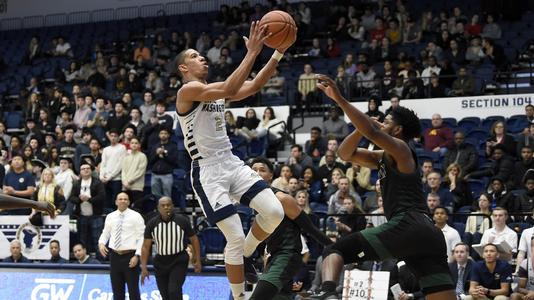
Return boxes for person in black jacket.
[365,97,385,122]
[443,163,473,212]
[142,101,173,149]
[511,169,534,223]
[487,177,516,213]
[513,147,534,190]
[149,127,178,199]
[444,131,479,176]
[69,160,106,256]
[467,144,515,189]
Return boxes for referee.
[141,197,202,300]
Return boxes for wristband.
[271,50,284,62]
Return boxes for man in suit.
[449,243,473,300]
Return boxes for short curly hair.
[389,106,421,141]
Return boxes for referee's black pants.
[154,251,189,300]
[110,250,141,300]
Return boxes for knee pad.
[217,214,245,265]
[249,189,284,234]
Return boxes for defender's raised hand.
[243,21,270,55]
[316,74,343,102]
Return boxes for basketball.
[259,10,297,50]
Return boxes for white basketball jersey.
[177,99,232,160]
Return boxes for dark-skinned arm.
[277,191,332,246]
[0,193,55,216]
[316,74,414,173]
[338,127,383,169]
[190,235,202,273]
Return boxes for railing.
[0,0,271,31]
[294,71,533,111]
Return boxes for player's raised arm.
[229,42,295,102]
[316,74,414,173]
[337,129,383,169]
[177,21,269,103]
[0,193,56,217]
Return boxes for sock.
[321,280,337,293]
[244,231,262,258]
[294,211,333,246]
[230,282,245,300]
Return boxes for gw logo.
[31,278,75,300]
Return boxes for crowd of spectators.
[1,1,534,298]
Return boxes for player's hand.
[316,74,342,102]
[34,201,56,218]
[193,261,202,273]
[98,244,109,258]
[277,33,297,54]
[244,21,269,55]
[140,267,150,285]
[129,255,139,268]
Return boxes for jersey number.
[215,115,223,131]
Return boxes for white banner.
[342,269,390,300]
[349,93,534,121]
[0,215,69,260]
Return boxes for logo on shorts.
[214,202,222,209]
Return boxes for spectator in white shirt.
[433,206,462,262]
[515,226,534,273]
[55,37,72,57]
[98,192,145,300]
[480,207,517,261]
[55,156,76,200]
[421,56,442,86]
[99,129,127,212]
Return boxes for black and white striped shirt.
[144,213,194,256]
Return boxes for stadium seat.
[6,111,22,129]
[465,129,488,142]
[452,222,466,234]
[458,117,481,133]
[467,179,486,199]
[481,116,505,132]
[442,117,458,128]
[200,227,226,260]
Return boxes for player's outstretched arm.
[316,74,413,172]
[178,21,269,103]
[0,193,55,217]
[229,40,296,102]
[337,129,383,169]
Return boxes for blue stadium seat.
[457,117,481,133]
[465,129,488,143]
[481,116,506,132]
[453,222,466,234]
[467,179,486,199]
[247,136,267,158]
[6,111,22,129]
[200,227,226,256]
[442,117,458,128]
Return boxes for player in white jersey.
[175,22,294,300]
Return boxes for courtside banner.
[0,271,230,300]
[0,215,69,260]
[350,93,534,120]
